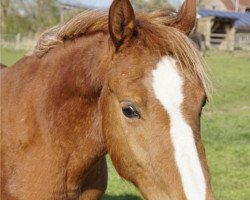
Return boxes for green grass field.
[1,47,249,200]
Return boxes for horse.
[0,0,215,199]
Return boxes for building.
[199,0,250,12]
[196,0,250,50]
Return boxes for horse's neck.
[43,32,110,96]
[0,33,110,194]
[35,32,110,164]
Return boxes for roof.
[57,0,112,9]
[199,9,250,31]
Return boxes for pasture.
[1,48,249,200]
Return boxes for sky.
[169,0,184,8]
[58,0,185,9]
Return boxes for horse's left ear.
[172,0,196,34]
[109,0,137,48]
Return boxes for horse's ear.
[109,0,137,48]
[172,0,196,34]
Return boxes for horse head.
[100,0,215,199]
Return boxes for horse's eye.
[122,105,141,119]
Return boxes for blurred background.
[0,0,249,200]
[1,0,250,51]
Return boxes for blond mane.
[32,10,211,96]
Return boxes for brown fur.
[1,0,215,199]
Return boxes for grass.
[202,52,250,200]
[1,48,249,200]
[0,47,27,66]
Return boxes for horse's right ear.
[109,0,137,48]
[171,0,196,34]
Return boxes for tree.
[1,0,59,35]
[1,0,11,33]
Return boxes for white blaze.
[152,56,206,200]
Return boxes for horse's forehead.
[112,54,183,89]
[112,57,155,82]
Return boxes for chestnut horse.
[1,0,215,199]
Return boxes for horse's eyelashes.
[122,105,141,119]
